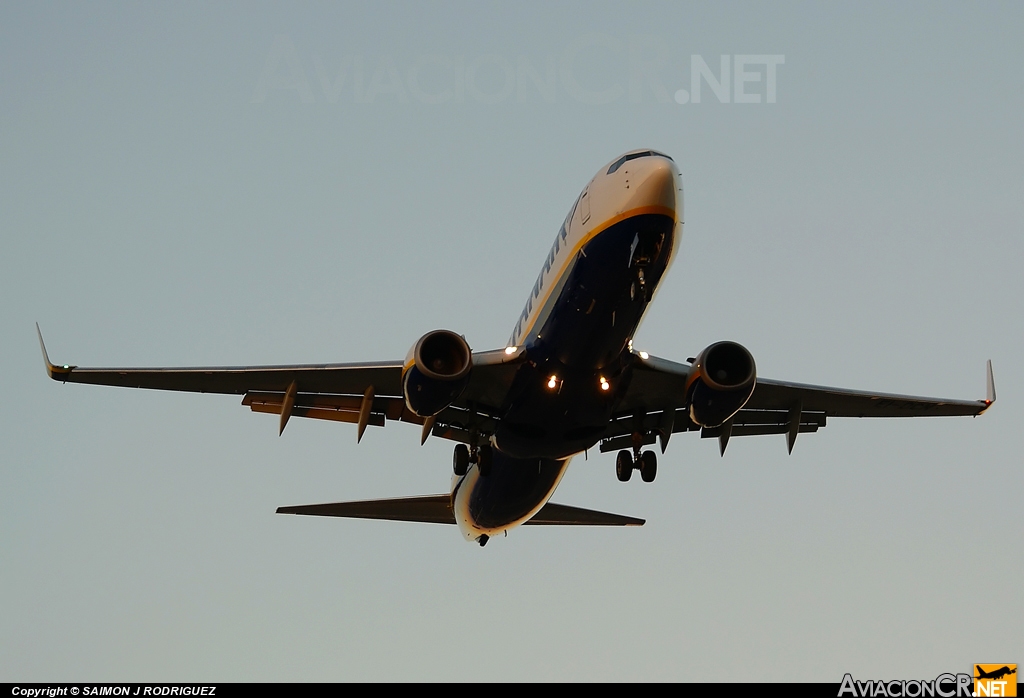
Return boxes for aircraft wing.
[603,353,994,453]
[37,324,523,441]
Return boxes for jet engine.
[402,330,472,417]
[686,341,756,427]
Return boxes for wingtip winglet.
[35,323,48,364]
[984,359,996,407]
[35,323,74,381]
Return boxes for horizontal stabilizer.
[277,495,455,525]
[523,502,644,526]
[276,495,644,527]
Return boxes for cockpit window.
[607,150,673,174]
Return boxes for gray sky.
[2,2,1021,682]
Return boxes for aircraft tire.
[453,444,469,476]
[615,450,633,482]
[640,450,657,482]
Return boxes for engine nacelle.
[402,330,472,417]
[686,341,756,428]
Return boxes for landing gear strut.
[476,445,493,476]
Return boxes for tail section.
[277,495,644,528]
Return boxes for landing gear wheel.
[615,450,634,482]
[640,450,658,483]
[636,268,653,302]
[453,444,469,476]
[477,445,493,477]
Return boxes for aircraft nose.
[629,157,679,216]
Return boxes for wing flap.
[247,400,388,427]
[243,391,401,428]
[240,390,505,440]
[700,423,819,438]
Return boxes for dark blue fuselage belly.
[494,212,675,461]
[460,451,569,529]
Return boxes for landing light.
[639,351,649,360]
[547,375,558,390]
[599,376,610,391]
[504,346,517,355]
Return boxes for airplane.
[38,149,996,546]
[975,666,1016,681]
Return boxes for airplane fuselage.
[452,150,682,542]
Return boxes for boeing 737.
[38,149,996,546]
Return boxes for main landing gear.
[453,443,493,477]
[615,448,657,483]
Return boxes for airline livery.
[38,150,995,545]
